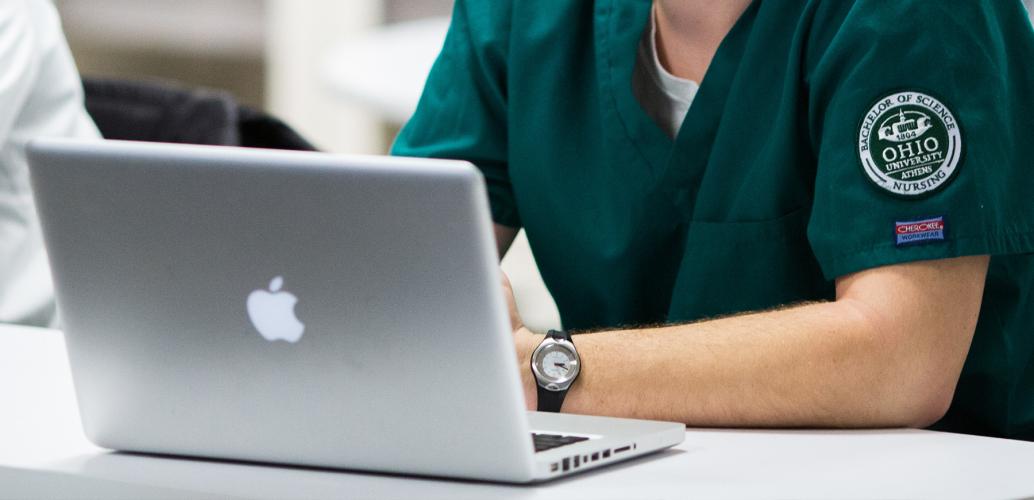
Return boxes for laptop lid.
[27,138,537,482]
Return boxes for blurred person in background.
[1,0,99,326]
[394,0,1034,440]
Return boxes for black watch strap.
[535,329,573,413]
[537,384,567,413]
[546,329,569,341]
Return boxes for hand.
[500,270,539,409]
[500,270,523,333]
[513,326,540,411]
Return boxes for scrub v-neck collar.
[596,0,760,199]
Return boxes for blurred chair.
[82,77,316,151]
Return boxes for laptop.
[26,138,684,483]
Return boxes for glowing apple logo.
[247,276,305,343]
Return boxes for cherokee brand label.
[858,91,963,197]
[895,216,946,246]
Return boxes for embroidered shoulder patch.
[895,216,946,246]
[857,91,963,197]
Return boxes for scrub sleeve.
[391,2,520,229]
[807,1,1034,276]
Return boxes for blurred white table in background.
[4,325,1034,499]
[322,17,450,124]
[321,17,562,333]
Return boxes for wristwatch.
[531,329,581,412]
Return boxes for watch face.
[534,342,579,385]
[542,350,573,379]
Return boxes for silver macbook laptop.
[27,138,684,483]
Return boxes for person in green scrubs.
[392,0,1034,440]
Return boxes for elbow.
[900,389,953,429]
[878,359,959,428]
[868,350,959,429]
[838,297,960,429]
[860,370,955,428]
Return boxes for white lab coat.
[0,0,99,326]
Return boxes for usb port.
[614,445,631,454]
[550,462,558,472]
[562,458,570,471]
[573,455,580,468]
[591,452,599,461]
[603,449,611,458]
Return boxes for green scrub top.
[392,0,1034,440]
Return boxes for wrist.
[515,327,539,410]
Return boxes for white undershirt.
[632,7,700,139]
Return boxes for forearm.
[553,299,959,428]
[511,256,986,428]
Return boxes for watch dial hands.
[540,350,577,379]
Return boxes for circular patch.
[857,91,963,197]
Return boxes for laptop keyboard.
[532,432,589,452]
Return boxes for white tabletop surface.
[3,323,1034,499]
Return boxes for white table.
[3,324,1034,499]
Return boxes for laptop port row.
[553,446,630,473]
